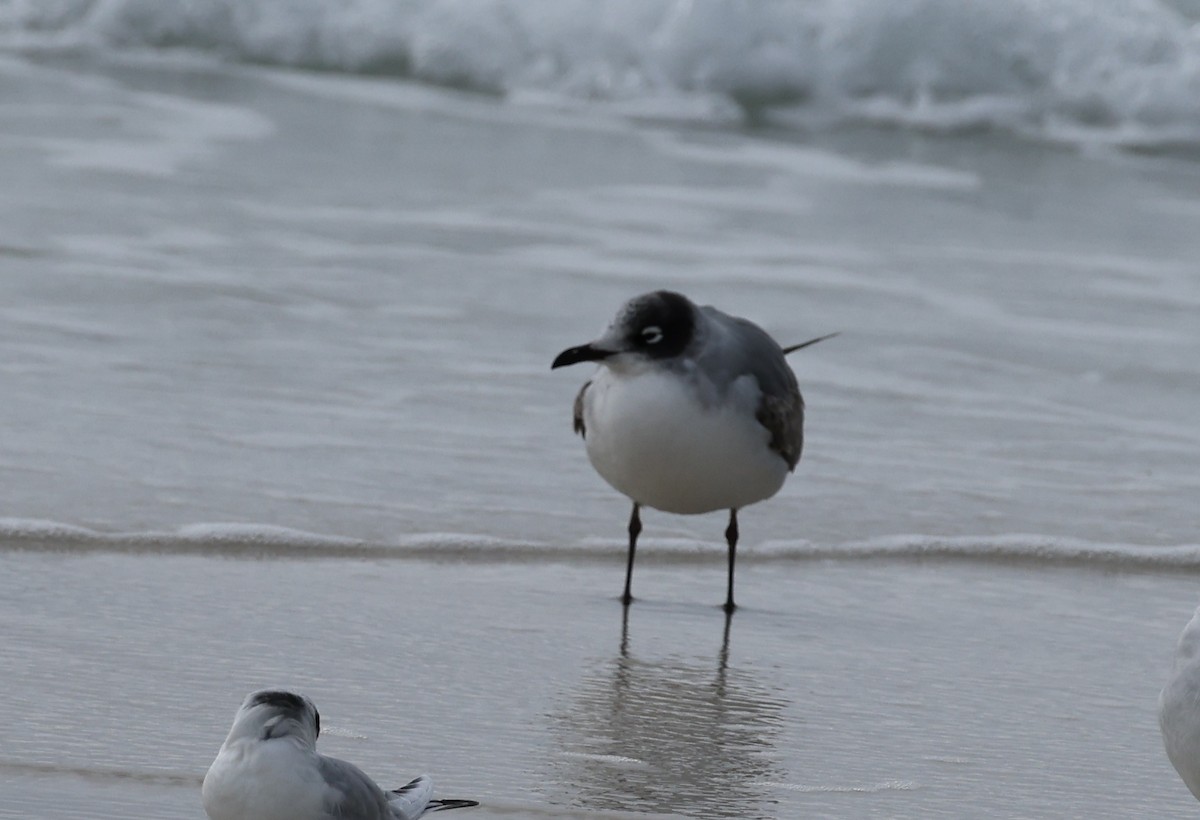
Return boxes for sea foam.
[2,0,1200,148]
[1,518,1197,570]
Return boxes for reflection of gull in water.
[202,689,478,820]
[1161,606,1200,800]
[549,612,787,819]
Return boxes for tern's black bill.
[552,343,612,369]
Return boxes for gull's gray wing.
[317,754,392,820]
[756,387,804,471]
[573,380,590,438]
[697,306,805,470]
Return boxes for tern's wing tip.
[389,774,479,816]
[426,797,481,812]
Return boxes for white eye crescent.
[641,326,663,344]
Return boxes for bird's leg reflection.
[619,602,631,659]
[716,609,732,694]
[550,606,786,818]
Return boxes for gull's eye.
[640,325,663,345]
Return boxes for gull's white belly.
[582,368,789,515]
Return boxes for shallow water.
[0,40,1199,819]
[0,54,1197,553]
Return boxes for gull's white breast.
[582,365,788,515]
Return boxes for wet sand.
[1,547,1194,818]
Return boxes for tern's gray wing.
[387,775,434,820]
[573,380,590,438]
[317,754,393,819]
[697,306,804,470]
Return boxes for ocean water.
[1,3,1199,818]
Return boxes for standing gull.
[202,689,478,820]
[552,290,832,612]
[1161,605,1200,801]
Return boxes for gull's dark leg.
[622,502,641,605]
[723,509,739,614]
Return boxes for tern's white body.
[1161,605,1200,801]
[202,690,465,820]
[582,361,788,515]
[203,735,330,820]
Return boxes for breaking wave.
[2,518,1198,570]
[3,0,1200,149]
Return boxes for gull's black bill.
[552,343,612,369]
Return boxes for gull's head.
[224,689,321,748]
[552,290,698,372]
